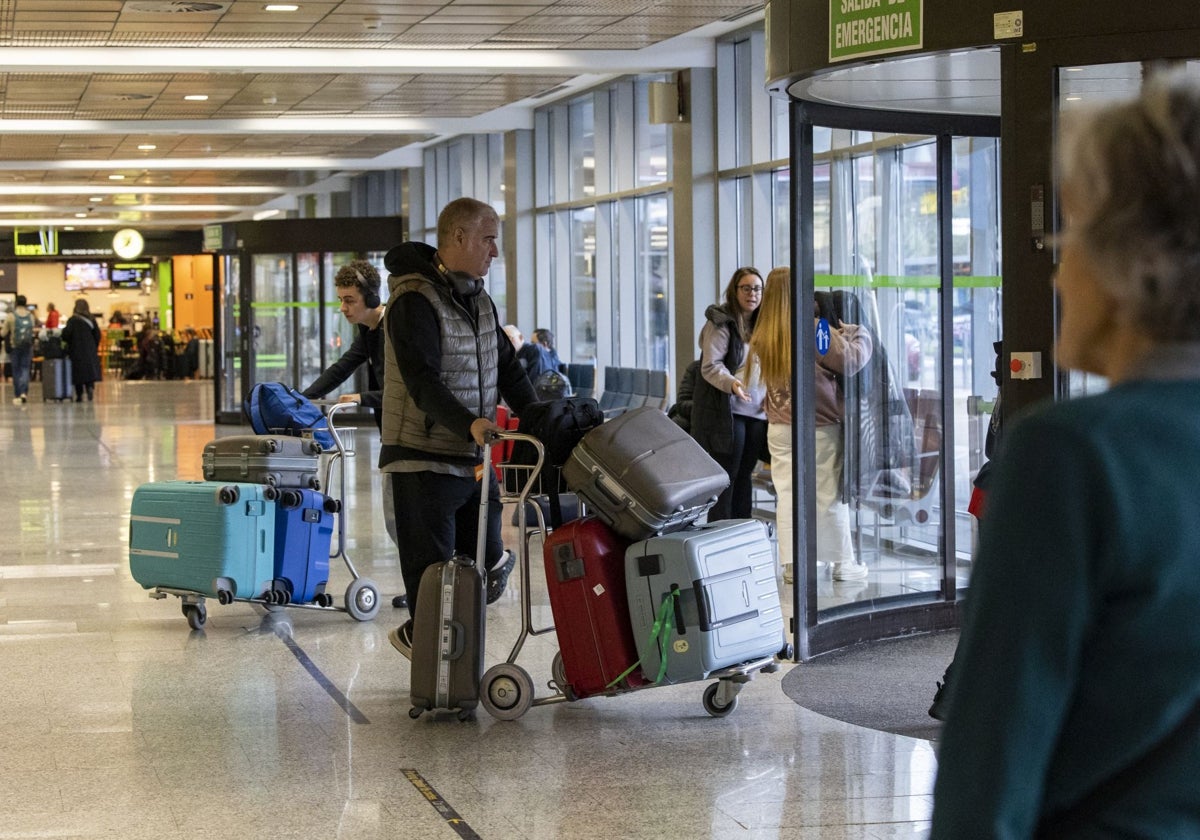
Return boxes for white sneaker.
[12,397,20,405]
[832,561,868,581]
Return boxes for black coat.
[61,314,102,385]
[690,305,754,457]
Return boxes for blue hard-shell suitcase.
[129,480,278,603]
[271,488,337,605]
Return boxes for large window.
[534,78,673,371]
[716,28,791,280]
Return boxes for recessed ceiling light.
[75,212,88,218]
[184,94,209,101]
[89,196,103,202]
[264,3,299,10]
[137,144,157,151]
[109,174,126,180]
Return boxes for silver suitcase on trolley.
[563,406,728,541]
[202,434,322,490]
[625,519,785,683]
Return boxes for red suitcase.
[544,517,650,699]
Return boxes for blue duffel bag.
[244,382,335,450]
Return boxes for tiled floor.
[0,379,935,839]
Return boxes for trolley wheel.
[408,707,423,720]
[480,663,535,721]
[183,603,207,630]
[702,682,739,718]
[344,578,380,621]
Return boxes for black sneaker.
[388,619,414,660]
[486,550,515,605]
[928,679,949,721]
[391,593,408,610]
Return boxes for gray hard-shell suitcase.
[202,434,322,490]
[563,406,728,540]
[408,439,492,720]
[129,480,278,603]
[625,519,786,683]
[42,357,72,401]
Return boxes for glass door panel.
[218,254,241,417]
[251,254,293,385]
[815,129,947,619]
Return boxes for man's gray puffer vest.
[381,269,499,462]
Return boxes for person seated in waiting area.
[503,324,554,380]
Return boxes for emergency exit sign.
[830,0,923,62]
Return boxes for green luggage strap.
[606,588,679,689]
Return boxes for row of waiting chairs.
[561,363,670,415]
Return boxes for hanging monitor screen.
[64,262,110,291]
[110,261,153,289]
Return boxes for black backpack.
[507,396,603,526]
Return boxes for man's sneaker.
[391,594,408,610]
[19,395,26,403]
[486,550,515,605]
[388,619,414,660]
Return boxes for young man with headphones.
[380,197,538,659]
[301,259,409,610]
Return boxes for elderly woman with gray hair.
[931,73,1200,837]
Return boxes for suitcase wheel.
[550,652,576,702]
[408,707,423,719]
[279,489,302,509]
[702,682,739,718]
[218,485,240,505]
[480,663,535,721]
[323,497,341,514]
[215,579,236,605]
[182,602,207,630]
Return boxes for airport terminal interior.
[0,380,936,838]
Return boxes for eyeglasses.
[737,285,763,295]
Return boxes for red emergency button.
[1010,358,1025,373]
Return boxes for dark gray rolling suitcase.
[42,357,72,402]
[408,438,492,720]
[563,405,728,540]
[625,519,786,683]
[201,434,322,490]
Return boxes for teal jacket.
[932,345,1200,838]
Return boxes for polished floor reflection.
[0,379,935,839]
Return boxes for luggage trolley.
[478,431,791,721]
[146,400,381,629]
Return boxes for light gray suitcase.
[563,405,728,540]
[202,434,322,490]
[625,519,785,683]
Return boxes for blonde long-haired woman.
[750,268,874,583]
[748,267,795,581]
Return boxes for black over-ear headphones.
[353,267,381,309]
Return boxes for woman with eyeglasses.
[690,266,768,521]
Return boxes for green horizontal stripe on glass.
[248,301,324,309]
[815,274,1001,289]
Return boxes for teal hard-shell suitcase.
[129,480,278,603]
